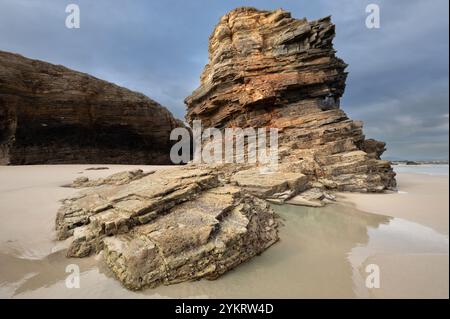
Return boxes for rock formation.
[186,7,396,192]
[0,51,181,165]
[56,166,278,290]
[53,7,399,290]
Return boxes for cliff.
[186,7,396,192]
[0,51,181,165]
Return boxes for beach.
[340,165,449,235]
[338,164,449,298]
[0,164,448,298]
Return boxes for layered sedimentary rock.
[53,7,399,290]
[0,51,181,165]
[186,7,396,192]
[56,166,278,290]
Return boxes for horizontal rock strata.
[68,169,153,188]
[0,51,182,165]
[185,7,396,192]
[52,7,400,291]
[230,167,308,198]
[56,166,278,290]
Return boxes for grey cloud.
[0,0,448,159]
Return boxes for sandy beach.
[338,166,449,298]
[0,164,448,298]
[340,170,449,235]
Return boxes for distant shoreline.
[390,160,449,165]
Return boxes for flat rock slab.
[56,166,278,290]
[69,169,153,188]
[286,195,324,207]
[230,167,308,198]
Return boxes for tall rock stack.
[0,51,182,165]
[186,7,396,192]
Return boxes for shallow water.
[1,202,447,298]
[394,164,449,176]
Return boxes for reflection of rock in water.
[270,203,391,298]
[2,202,446,298]
[273,203,391,247]
[0,203,391,298]
[0,250,97,297]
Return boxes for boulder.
[56,166,278,289]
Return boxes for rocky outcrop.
[185,7,396,192]
[56,166,278,290]
[52,7,400,291]
[0,51,182,165]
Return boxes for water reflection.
[1,203,448,298]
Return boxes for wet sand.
[339,172,449,235]
[339,169,449,298]
[0,165,167,261]
[0,165,448,298]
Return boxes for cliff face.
[0,51,181,165]
[186,8,396,192]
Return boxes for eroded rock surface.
[230,167,308,198]
[69,169,153,188]
[185,7,396,192]
[56,166,278,290]
[0,51,182,165]
[53,7,400,291]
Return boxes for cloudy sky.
[0,0,448,160]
